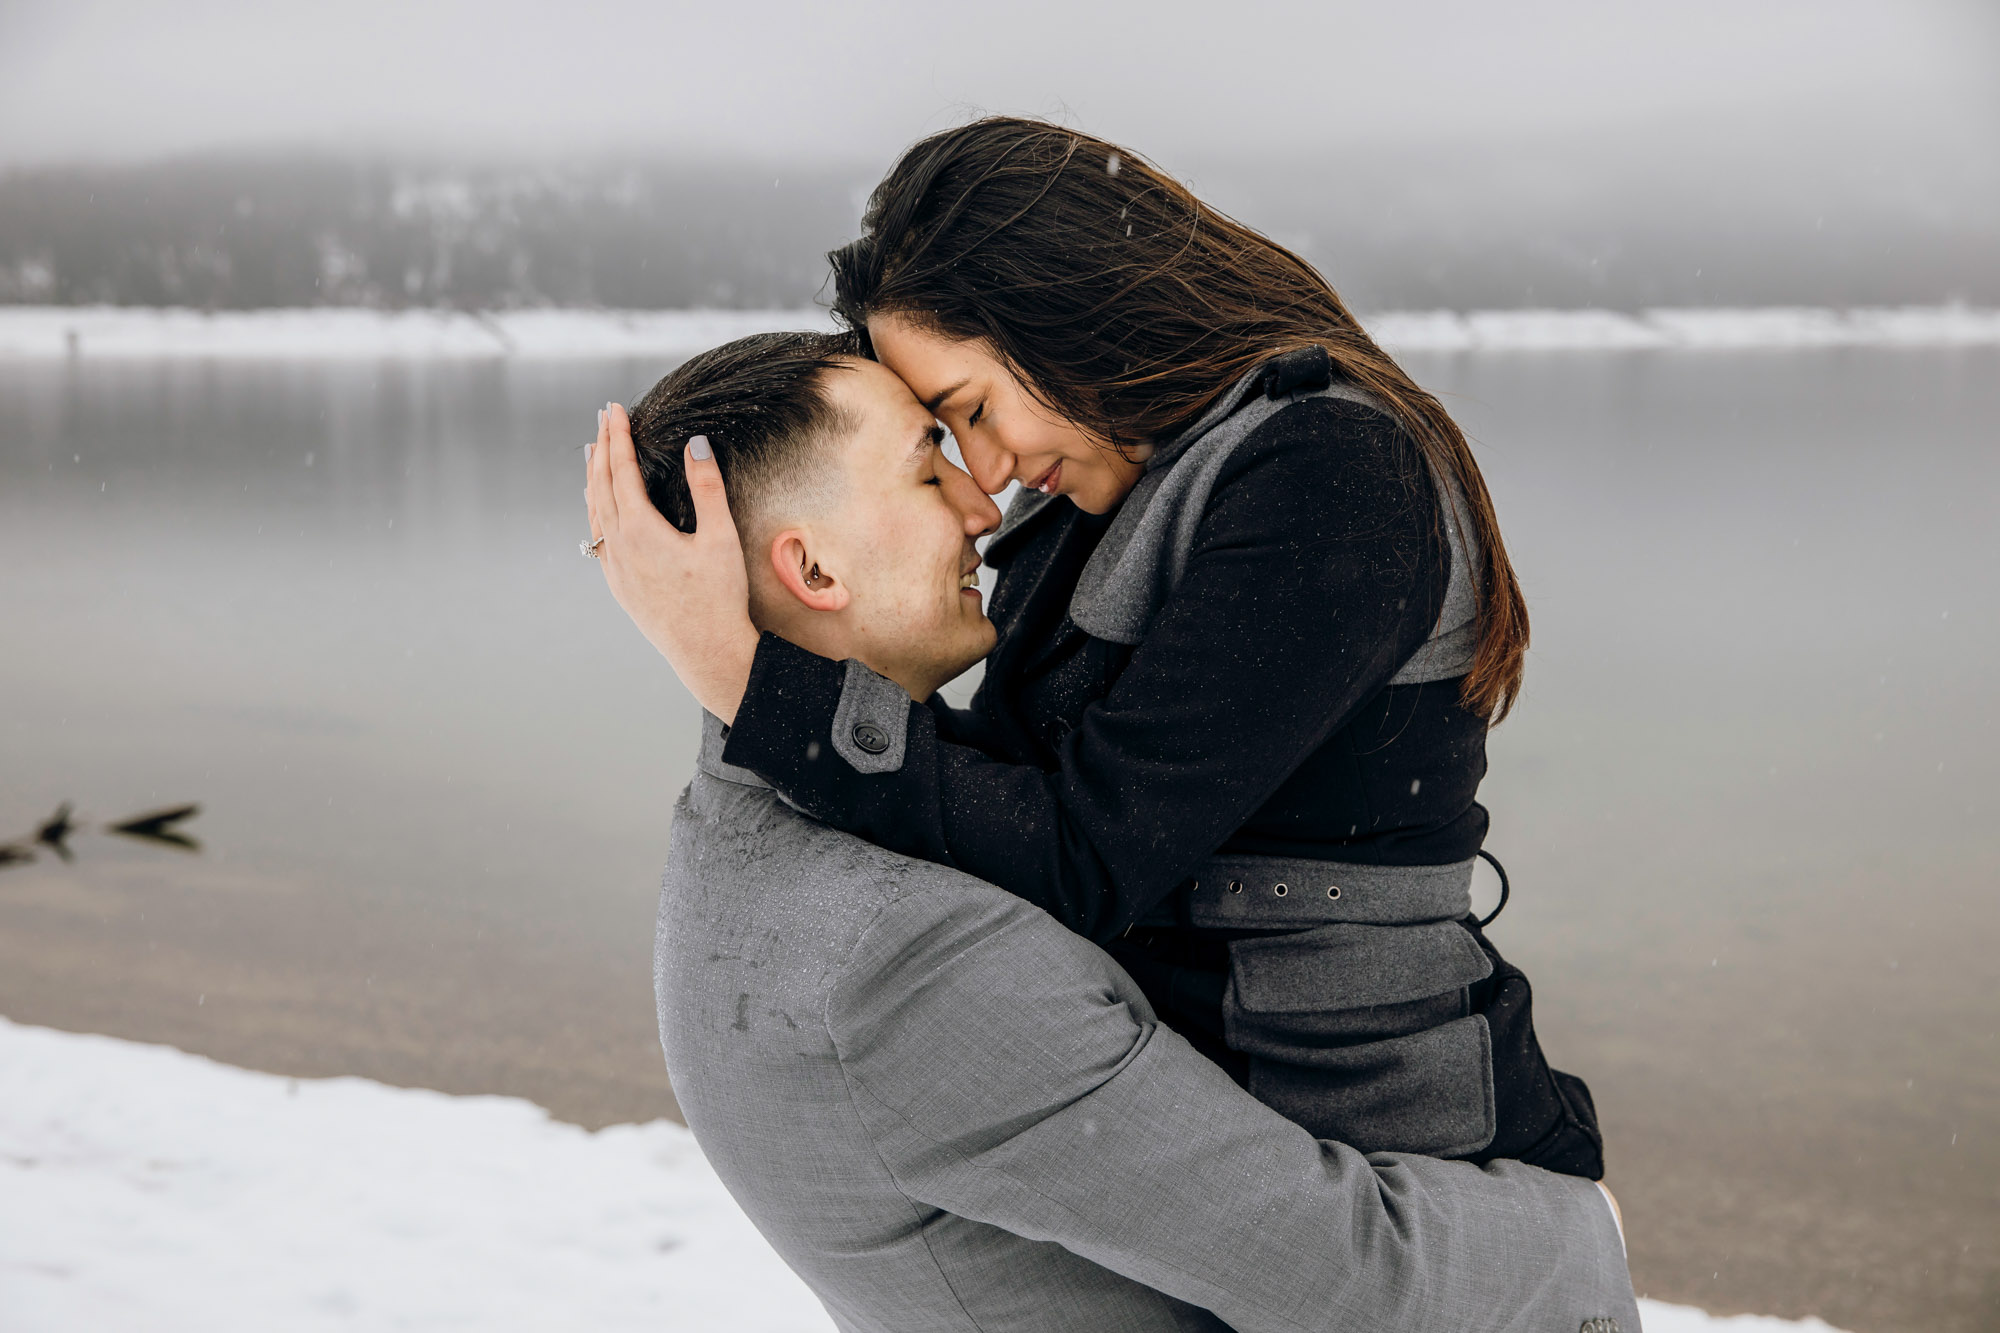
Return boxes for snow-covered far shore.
[0,1018,1847,1333]
[0,306,838,361]
[1,303,1997,361]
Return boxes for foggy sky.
[2,0,1994,172]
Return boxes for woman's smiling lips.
[1027,461,1062,495]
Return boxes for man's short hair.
[627,330,861,534]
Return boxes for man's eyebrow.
[910,423,945,462]
[923,378,970,413]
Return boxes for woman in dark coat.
[599,118,1602,1177]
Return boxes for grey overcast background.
[1,0,1995,167]
[1,0,1996,309]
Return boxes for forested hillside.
[2,152,1992,312]
[0,159,860,310]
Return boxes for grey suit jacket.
[656,717,1638,1333]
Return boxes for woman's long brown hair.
[829,117,1528,722]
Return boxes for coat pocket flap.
[1246,1015,1496,1157]
[1227,920,1492,1015]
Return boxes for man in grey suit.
[596,332,1636,1332]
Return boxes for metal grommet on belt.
[1326,885,1342,899]
[1228,880,1243,894]
[850,722,890,755]
[1273,882,1289,897]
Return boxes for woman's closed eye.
[967,402,985,430]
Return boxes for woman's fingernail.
[689,434,712,461]
[597,409,605,430]
[585,440,594,461]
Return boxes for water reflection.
[0,356,704,1133]
[0,349,1995,1331]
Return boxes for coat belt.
[1136,854,1476,931]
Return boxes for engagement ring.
[581,535,606,559]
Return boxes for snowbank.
[0,1018,1847,1332]
[1369,305,2000,351]
[0,1018,824,1331]
[0,306,837,361]
[1,304,1995,360]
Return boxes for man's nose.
[943,460,1002,535]
[966,489,1002,537]
[958,435,1016,495]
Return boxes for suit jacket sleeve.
[824,881,1637,1333]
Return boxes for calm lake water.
[1,348,1995,1332]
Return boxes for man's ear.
[768,530,850,614]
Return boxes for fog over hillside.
[0,159,859,311]
[4,1,1992,312]
[3,140,1994,314]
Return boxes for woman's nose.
[958,434,1016,495]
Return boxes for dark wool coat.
[725,347,1603,1177]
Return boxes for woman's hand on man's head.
[584,402,759,724]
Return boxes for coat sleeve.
[723,399,1452,941]
[824,882,1638,1333]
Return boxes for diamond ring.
[581,535,606,559]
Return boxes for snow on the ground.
[0,1018,826,1332]
[0,1018,1848,1332]
[0,304,1996,360]
[1638,1307,1848,1333]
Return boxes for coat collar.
[1149,345,1334,473]
[975,346,1333,580]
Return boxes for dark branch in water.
[107,804,203,853]
[0,800,203,870]
[36,801,79,862]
